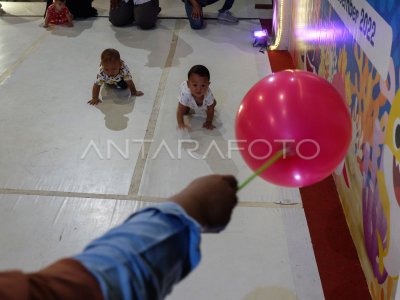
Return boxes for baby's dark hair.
[101,48,121,64]
[188,65,210,80]
[54,0,66,3]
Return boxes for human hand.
[177,123,190,130]
[177,126,190,139]
[171,175,238,232]
[191,2,202,19]
[87,98,102,105]
[132,90,144,97]
[203,121,215,130]
[110,0,120,10]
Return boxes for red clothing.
[46,4,71,25]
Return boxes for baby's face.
[102,60,121,77]
[53,0,66,10]
[187,74,210,99]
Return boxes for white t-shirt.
[178,81,215,114]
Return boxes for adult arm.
[74,175,237,300]
[0,175,237,300]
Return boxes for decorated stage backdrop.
[289,0,400,298]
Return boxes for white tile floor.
[0,2,324,299]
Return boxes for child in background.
[176,65,217,130]
[88,48,144,105]
[44,0,73,27]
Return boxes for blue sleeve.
[74,202,202,300]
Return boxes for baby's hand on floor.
[177,123,190,130]
[203,121,215,130]
[132,91,144,96]
[87,98,102,105]
[177,126,190,139]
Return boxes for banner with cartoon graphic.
[290,0,400,298]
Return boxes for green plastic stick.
[238,149,284,190]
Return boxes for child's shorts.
[107,80,128,89]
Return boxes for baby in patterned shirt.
[44,0,73,27]
[176,65,217,130]
[88,48,144,105]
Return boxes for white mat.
[0,194,149,270]
[0,17,299,203]
[0,17,45,72]
[0,18,176,194]
[168,207,323,300]
[138,19,301,203]
[0,9,321,300]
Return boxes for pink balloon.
[235,70,352,187]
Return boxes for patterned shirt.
[46,4,70,25]
[178,81,215,113]
[94,60,132,86]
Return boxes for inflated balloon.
[235,70,352,187]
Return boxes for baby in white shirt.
[176,65,217,130]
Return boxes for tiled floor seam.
[0,30,50,84]
[128,19,181,196]
[0,189,302,208]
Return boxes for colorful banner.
[328,0,392,78]
[290,0,400,298]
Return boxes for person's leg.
[184,0,204,30]
[218,0,234,12]
[134,0,160,30]
[204,0,219,5]
[109,0,134,27]
[217,0,238,23]
[44,0,52,18]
